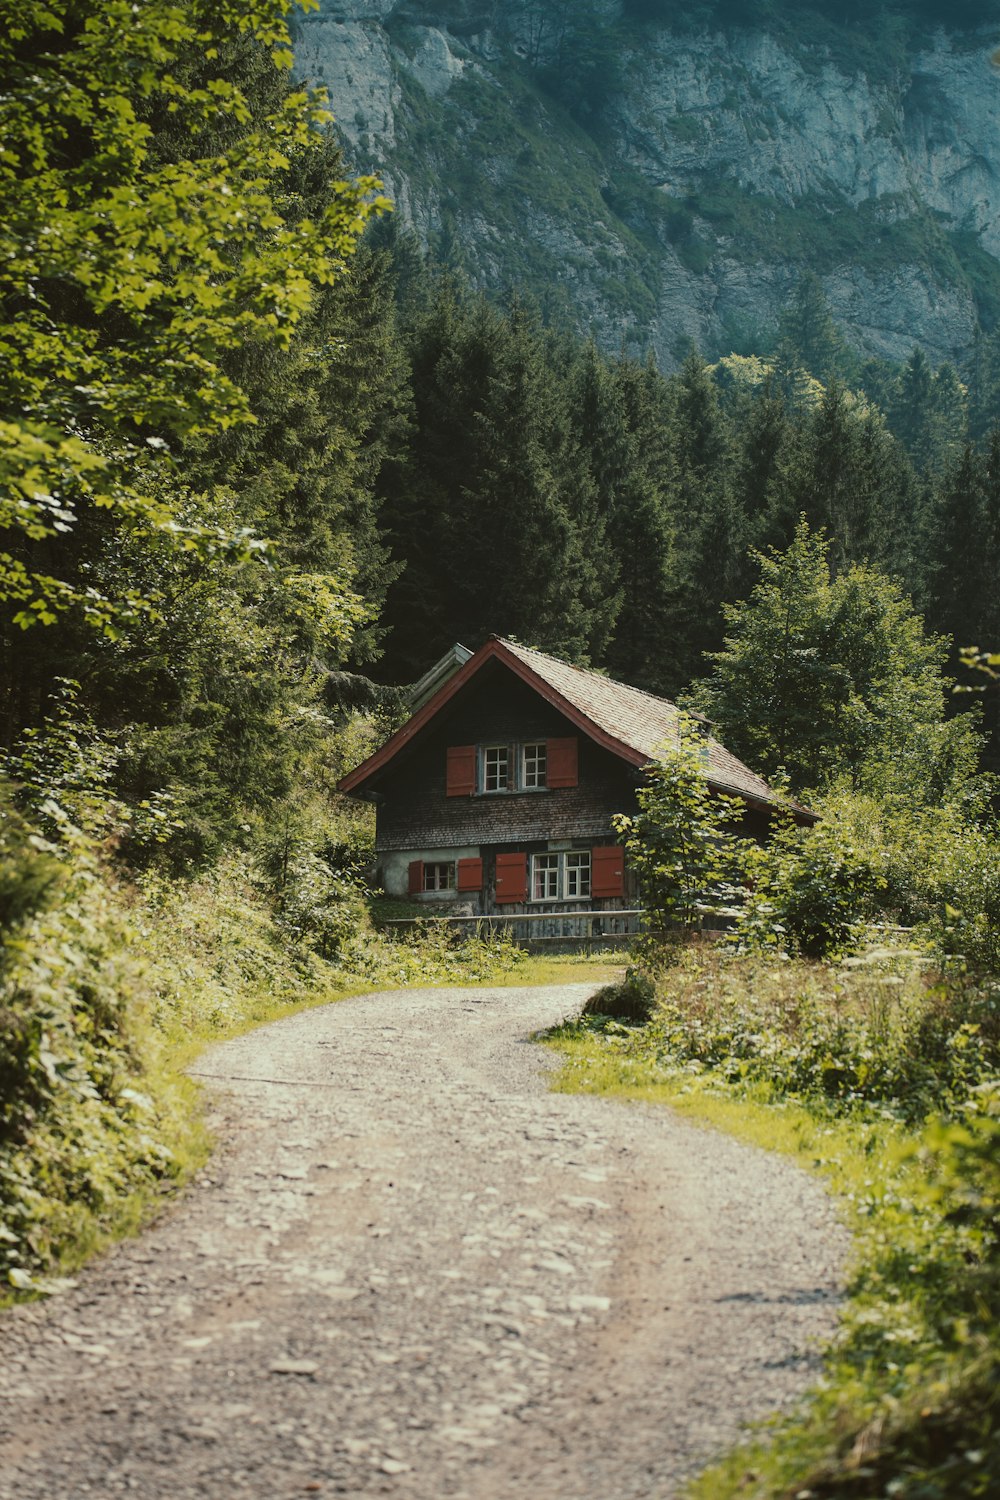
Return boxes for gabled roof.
[339,636,812,819]
[407,642,473,712]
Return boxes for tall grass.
[548,943,1000,1499]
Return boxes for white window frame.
[522,741,547,789]
[423,861,456,892]
[564,851,592,900]
[481,744,510,793]
[532,852,560,901]
[530,850,592,903]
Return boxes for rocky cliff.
[293,3,1000,368]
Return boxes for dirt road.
[0,984,849,1499]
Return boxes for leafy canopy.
[613,724,748,933]
[0,0,388,635]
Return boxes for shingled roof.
[340,636,811,819]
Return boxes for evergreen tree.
[377,287,618,677]
[926,445,991,653]
[776,274,856,385]
[603,355,678,692]
[787,381,915,575]
[886,347,967,476]
[964,327,1000,445]
[727,374,797,572]
[661,353,744,689]
[692,519,982,802]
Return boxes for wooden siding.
[369,664,639,854]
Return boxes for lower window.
[531,850,591,902]
[423,861,455,892]
[564,851,592,899]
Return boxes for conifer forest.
[1,3,999,1498]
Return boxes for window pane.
[423,862,455,891]
[532,853,559,900]
[565,852,591,899]
[523,742,547,788]
[483,746,509,791]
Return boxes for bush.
[276,853,372,961]
[613,729,750,932]
[0,805,183,1291]
[925,825,1000,974]
[737,813,886,958]
[582,967,656,1024]
[624,947,1000,1121]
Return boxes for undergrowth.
[1,806,620,1299]
[547,943,1000,1499]
[0,839,534,1297]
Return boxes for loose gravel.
[0,983,850,1499]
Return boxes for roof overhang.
[338,636,650,796]
[338,637,816,826]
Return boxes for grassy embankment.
[546,946,1000,1499]
[0,841,618,1302]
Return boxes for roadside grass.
[2,852,619,1301]
[544,951,1000,1500]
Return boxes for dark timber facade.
[339,637,811,919]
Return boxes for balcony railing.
[380,908,646,948]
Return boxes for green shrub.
[276,853,372,962]
[738,814,886,958]
[582,967,656,1024]
[623,947,1000,1121]
[0,813,184,1291]
[614,728,749,932]
[925,826,1000,975]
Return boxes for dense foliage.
[611,729,747,932]
[0,0,384,645]
[368,267,1000,747]
[3,34,1000,1496]
[691,519,985,800]
[553,958,1000,1498]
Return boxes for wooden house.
[339,637,812,919]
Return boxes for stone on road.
[0,984,849,1499]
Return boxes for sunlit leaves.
[613,724,749,933]
[0,0,389,632]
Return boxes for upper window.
[482,745,509,792]
[564,851,592,900]
[447,737,575,796]
[522,742,547,789]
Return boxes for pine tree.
[887,347,966,476]
[788,380,915,574]
[777,274,856,385]
[728,375,796,571]
[603,355,679,692]
[925,446,990,652]
[661,353,745,689]
[377,287,620,676]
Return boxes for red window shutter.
[494,852,527,904]
[591,845,625,898]
[408,859,424,896]
[457,857,483,893]
[446,744,476,796]
[547,737,578,788]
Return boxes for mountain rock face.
[294,3,1000,367]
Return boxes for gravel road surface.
[0,983,849,1499]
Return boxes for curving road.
[0,984,849,1499]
